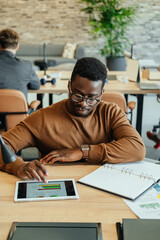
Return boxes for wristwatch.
[80,144,90,159]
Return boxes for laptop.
[137,82,160,90]
[137,63,160,89]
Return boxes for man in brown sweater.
[0,57,145,183]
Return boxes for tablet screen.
[14,179,79,202]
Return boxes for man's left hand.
[40,148,83,164]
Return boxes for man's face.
[68,75,103,117]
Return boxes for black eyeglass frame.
[69,84,103,106]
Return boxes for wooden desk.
[29,78,160,95]
[34,70,160,95]
[29,71,160,135]
[0,163,136,240]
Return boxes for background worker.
[0,28,40,102]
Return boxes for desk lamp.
[0,134,17,164]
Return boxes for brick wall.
[126,0,160,64]
[0,0,160,64]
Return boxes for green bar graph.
[38,184,61,190]
[39,184,60,187]
[139,202,160,209]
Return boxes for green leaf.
[80,0,138,56]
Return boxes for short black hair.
[0,28,20,49]
[71,57,107,88]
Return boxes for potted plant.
[80,0,137,70]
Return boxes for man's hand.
[17,160,48,183]
[40,148,83,164]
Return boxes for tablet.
[7,222,102,240]
[14,179,79,202]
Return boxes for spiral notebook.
[78,160,160,200]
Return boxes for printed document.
[124,183,160,219]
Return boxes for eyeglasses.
[69,86,102,106]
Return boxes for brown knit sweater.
[0,99,145,176]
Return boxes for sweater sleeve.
[0,110,43,176]
[88,104,145,164]
[0,145,25,176]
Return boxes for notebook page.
[79,165,154,200]
[105,160,160,182]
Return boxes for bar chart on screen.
[27,181,66,198]
[38,184,61,190]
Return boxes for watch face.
[83,147,88,151]
[81,145,90,150]
[81,145,90,159]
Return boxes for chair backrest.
[101,91,127,112]
[0,89,28,131]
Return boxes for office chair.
[0,89,40,132]
[151,95,160,134]
[152,120,160,134]
[101,91,136,124]
[146,94,160,154]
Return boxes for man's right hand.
[17,160,48,183]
